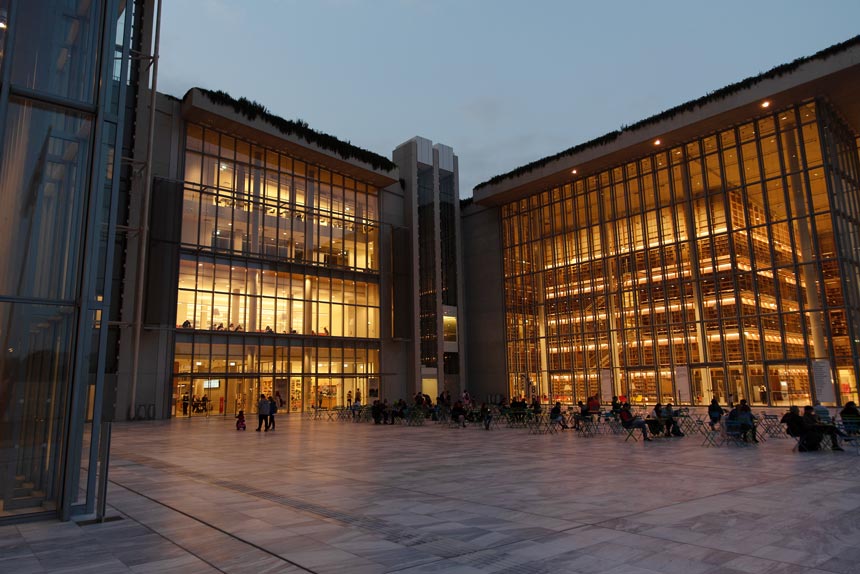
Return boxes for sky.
[158,0,860,197]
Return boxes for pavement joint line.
[106,478,319,574]
[107,420,857,574]
[109,454,615,572]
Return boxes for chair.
[623,424,639,442]
[722,420,752,447]
[761,414,786,438]
[841,434,860,455]
[697,420,721,447]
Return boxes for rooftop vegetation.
[193,88,397,172]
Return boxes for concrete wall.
[461,201,508,402]
[379,177,413,403]
[115,93,184,420]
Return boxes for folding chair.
[623,425,639,442]
[723,421,752,447]
[697,420,721,447]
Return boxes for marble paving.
[2,416,859,573]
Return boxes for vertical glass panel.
[741,141,760,184]
[11,0,100,103]
[0,99,91,300]
[186,124,203,152]
[0,302,76,518]
[0,0,8,72]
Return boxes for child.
[235,410,246,431]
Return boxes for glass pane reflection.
[10,0,100,103]
[0,98,91,301]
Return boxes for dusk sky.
[158,0,860,197]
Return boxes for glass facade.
[173,123,383,415]
[417,166,437,368]
[0,0,134,520]
[501,100,860,407]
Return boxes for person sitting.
[480,402,493,430]
[234,324,244,332]
[371,400,384,424]
[619,403,652,441]
[572,400,590,430]
[707,398,723,430]
[531,397,542,416]
[647,403,665,436]
[390,399,406,424]
[662,403,685,437]
[610,396,621,418]
[216,322,224,331]
[803,405,844,451]
[586,395,600,414]
[323,327,329,336]
[264,325,273,333]
[550,401,569,430]
[840,401,860,434]
[736,400,758,442]
[781,406,805,438]
[813,400,832,424]
[181,319,192,329]
[451,401,467,428]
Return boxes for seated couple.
[649,403,685,437]
[781,405,844,451]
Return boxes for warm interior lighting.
[761,100,771,108]
[571,169,577,174]
[653,139,661,146]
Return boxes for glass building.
[0,0,139,520]
[116,88,405,419]
[468,39,860,408]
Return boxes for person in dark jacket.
[256,394,270,431]
[550,401,569,430]
[268,395,278,430]
[708,398,723,429]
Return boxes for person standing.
[181,393,189,416]
[268,395,278,431]
[256,394,270,431]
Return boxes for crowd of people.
[225,388,858,455]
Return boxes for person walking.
[256,394,270,431]
[268,395,278,431]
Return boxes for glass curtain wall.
[175,123,382,414]
[417,167,438,369]
[501,99,859,407]
[0,0,133,520]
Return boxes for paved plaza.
[2,415,859,574]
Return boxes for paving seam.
[106,479,318,574]
[110,454,595,572]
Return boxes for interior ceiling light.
[653,139,661,146]
[761,100,771,108]
[571,169,577,174]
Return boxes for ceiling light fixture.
[571,169,577,174]
[654,139,661,146]
[761,100,771,108]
